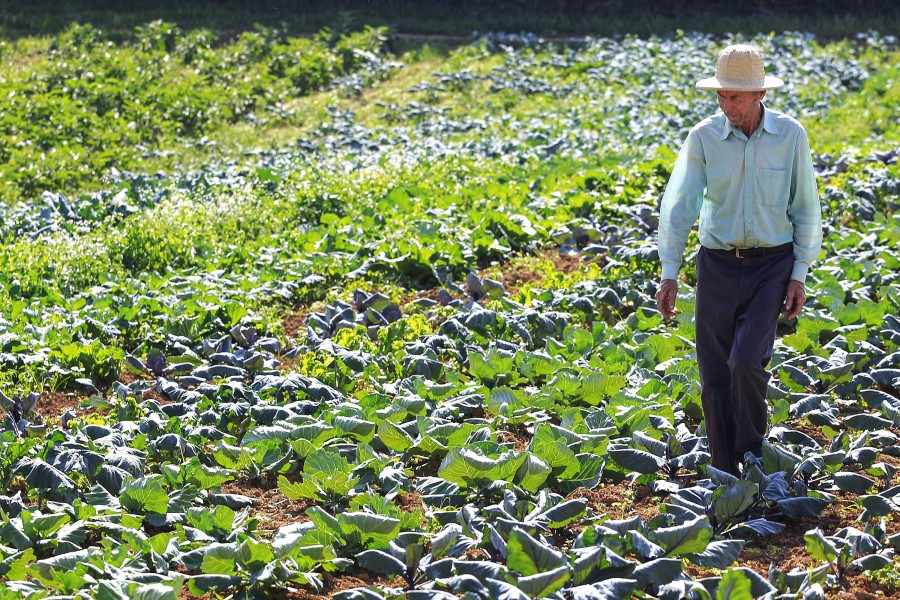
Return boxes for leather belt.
[706,242,793,259]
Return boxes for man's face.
[717,90,766,130]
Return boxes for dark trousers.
[695,246,794,475]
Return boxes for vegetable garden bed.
[0,21,899,600]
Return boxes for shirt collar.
[718,103,780,140]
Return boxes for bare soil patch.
[283,311,307,339]
[34,390,115,423]
[220,471,314,538]
[567,482,661,522]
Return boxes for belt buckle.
[735,248,743,259]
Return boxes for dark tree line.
[310,0,896,18]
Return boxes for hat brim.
[696,75,784,91]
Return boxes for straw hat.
[696,44,784,91]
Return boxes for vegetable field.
[1,20,900,600]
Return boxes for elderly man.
[655,44,823,476]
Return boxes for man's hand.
[655,279,678,319]
[781,280,807,319]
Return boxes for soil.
[31,369,176,425]
[33,389,115,424]
[283,311,308,339]
[567,482,662,522]
[220,471,314,538]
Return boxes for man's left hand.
[781,280,807,319]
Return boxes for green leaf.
[778,365,814,392]
[686,540,745,569]
[546,369,583,398]
[804,528,838,563]
[306,506,342,537]
[29,562,88,593]
[528,424,580,479]
[281,448,360,501]
[147,532,176,557]
[186,462,233,490]
[242,424,294,445]
[777,497,831,519]
[630,531,664,559]
[588,578,639,599]
[726,518,785,537]
[761,441,800,475]
[338,512,400,547]
[832,472,876,494]
[200,543,239,575]
[514,454,552,493]
[506,528,567,577]
[96,580,132,600]
[487,386,531,418]
[843,413,893,431]
[858,494,898,519]
[711,481,758,526]
[133,583,178,600]
[333,416,376,443]
[485,578,530,600]
[120,477,169,515]
[469,348,515,383]
[519,352,566,381]
[632,558,684,588]
[22,512,70,539]
[650,516,713,557]
[851,553,892,571]
[186,574,242,595]
[0,548,35,580]
[378,419,414,453]
[541,499,587,528]
[608,447,665,474]
[571,546,614,586]
[782,332,814,353]
[515,565,571,598]
[294,545,340,571]
[278,475,318,502]
[305,447,353,477]
[187,505,236,536]
[580,372,627,403]
[556,453,605,493]
[30,549,102,591]
[844,325,869,350]
[237,538,274,571]
[770,399,790,425]
[15,459,76,491]
[715,568,753,600]
[438,447,526,488]
[357,549,406,575]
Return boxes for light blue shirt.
[658,104,822,282]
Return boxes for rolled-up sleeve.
[658,131,706,281]
[787,129,822,282]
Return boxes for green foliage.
[0,22,392,204]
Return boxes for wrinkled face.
[717,90,766,130]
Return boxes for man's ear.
[759,90,767,101]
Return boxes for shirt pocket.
[757,168,789,207]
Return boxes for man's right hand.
[655,279,678,319]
